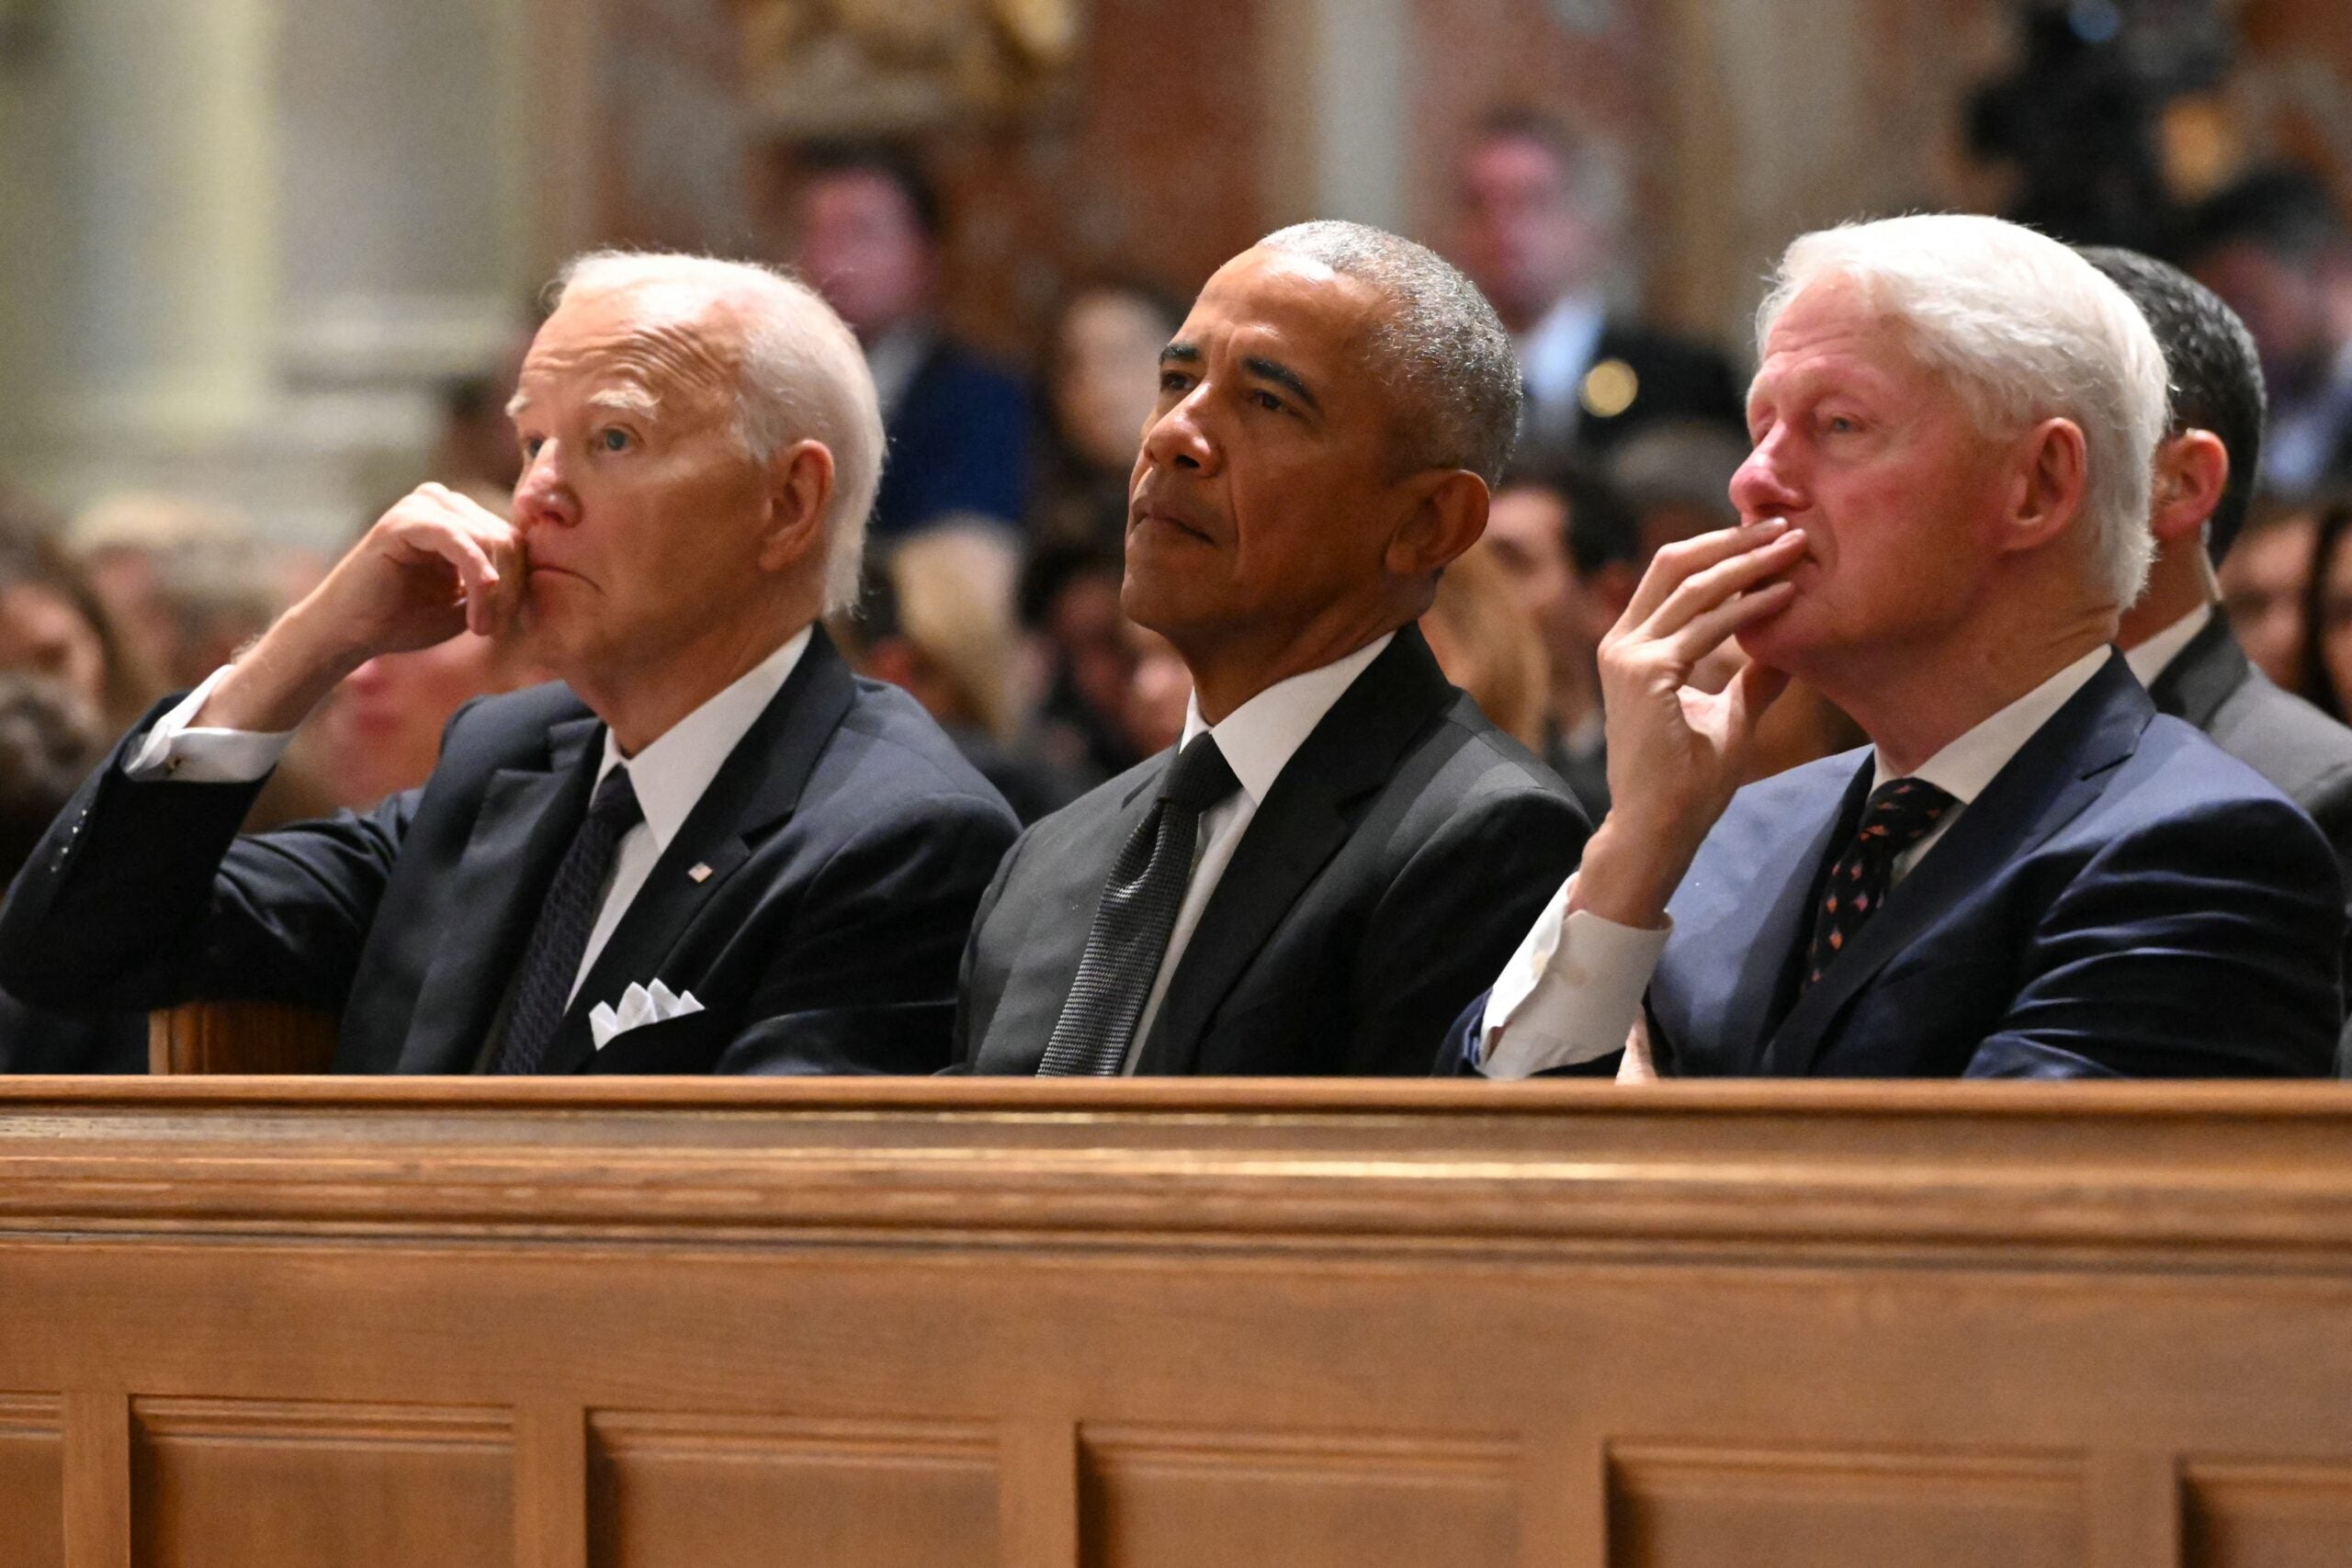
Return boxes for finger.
[1638,529,1807,641]
[1619,516,1792,627]
[1655,578,1798,667]
[389,515,498,632]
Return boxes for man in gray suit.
[2088,246,2352,1066]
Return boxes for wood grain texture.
[147,1005,337,1075]
[2,1077,2352,1565]
[0,1394,63,1568]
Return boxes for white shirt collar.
[1176,632,1396,805]
[2122,603,2213,689]
[1515,290,1608,410]
[864,323,934,422]
[1873,646,2110,805]
[594,625,812,852]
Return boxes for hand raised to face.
[319,483,529,655]
[1569,518,1807,931]
[190,484,526,737]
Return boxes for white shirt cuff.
[121,665,297,783]
[1477,872,1672,1078]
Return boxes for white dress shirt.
[2121,602,2213,691]
[1119,632,1394,1071]
[1479,646,2113,1077]
[1516,290,1608,446]
[124,626,813,1009]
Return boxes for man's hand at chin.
[196,483,528,735]
[1570,519,1805,931]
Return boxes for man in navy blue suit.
[0,254,1017,1075]
[1448,213,2344,1080]
[793,145,1028,542]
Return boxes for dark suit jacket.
[2146,614,2352,868]
[2148,614,2352,1076]
[956,627,1590,1076]
[871,335,1029,541]
[0,629,1019,1076]
[1444,654,2344,1078]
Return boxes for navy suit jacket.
[1446,654,2344,1078]
[0,628,1019,1076]
[871,336,1028,541]
[957,627,1589,1076]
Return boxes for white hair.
[550,250,883,613]
[1757,214,2170,608]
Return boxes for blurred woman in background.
[1028,279,1183,554]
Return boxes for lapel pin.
[688,863,713,883]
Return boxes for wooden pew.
[0,1076,2349,1567]
[149,1001,339,1074]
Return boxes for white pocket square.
[588,980,704,1049]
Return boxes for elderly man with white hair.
[1448,213,2344,1079]
[0,252,1019,1075]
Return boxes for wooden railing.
[2,1076,2350,1566]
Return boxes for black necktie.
[1036,734,1242,1076]
[1802,775,1956,989]
[493,765,643,1074]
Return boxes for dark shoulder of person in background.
[0,674,144,1072]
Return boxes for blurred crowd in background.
[6,20,2352,933]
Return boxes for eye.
[1159,368,1193,395]
[596,427,632,453]
[520,434,546,458]
[1823,412,1861,435]
[1248,388,1287,413]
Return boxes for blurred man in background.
[792,143,1028,541]
[1450,108,1745,472]
[2180,168,2352,498]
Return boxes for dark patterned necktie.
[1036,734,1242,1077]
[1802,775,1957,989]
[493,765,643,1075]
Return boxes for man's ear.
[2148,428,2229,547]
[2002,416,2090,557]
[758,439,836,574]
[1385,470,1490,579]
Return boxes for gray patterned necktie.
[1036,734,1241,1076]
[493,765,642,1074]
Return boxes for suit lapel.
[1760,654,2153,1076]
[1133,627,1457,1075]
[397,713,603,1073]
[2143,613,2249,730]
[536,628,858,1074]
[1700,758,1869,1076]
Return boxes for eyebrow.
[1157,342,1324,415]
[1242,355,1320,414]
[503,386,662,422]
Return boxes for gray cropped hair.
[1257,220,1522,486]
[548,250,883,612]
[1757,214,2170,608]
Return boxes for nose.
[1137,389,1218,478]
[512,443,580,532]
[1729,426,1804,525]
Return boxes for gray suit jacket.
[2147,614,2352,1073]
